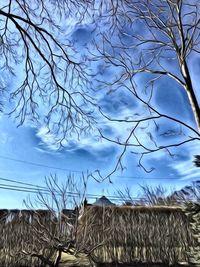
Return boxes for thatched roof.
[77,205,194,265]
[0,206,195,266]
[93,196,115,206]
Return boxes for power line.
[0,181,83,197]
[0,185,189,206]
[0,186,45,194]
[0,183,47,192]
[0,177,191,203]
[0,154,184,180]
[117,176,199,181]
[0,176,133,200]
[0,177,46,189]
[0,184,84,198]
[0,155,82,173]
[0,184,138,201]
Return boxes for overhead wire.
[0,177,47,189]
[0,154,189,203]
[0,154,183,180]
[0,183,140,201]
[0,185,45,194]
[0,155,82,173]
[0,177,139,201]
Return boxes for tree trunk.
[54,250,62,267]
[186,87,200,133]
[180,59,200,133]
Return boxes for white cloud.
[36,125,115,156]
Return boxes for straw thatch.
[77,205,195,265]
[0,206,196,267]
[0,209,57,267]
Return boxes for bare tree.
[90,0,200,176]
[2,0,200,177]
[6,174,101,267]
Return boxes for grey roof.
[93,196,115,206]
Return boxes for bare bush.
[3,174,101,267]
[118,181,200,206]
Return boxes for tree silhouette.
[0,0,95,142]
[91,0,200,176]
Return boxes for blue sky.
[0,1,200,208]
[0,87,199,209]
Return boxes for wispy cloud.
[36,125,116,157]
